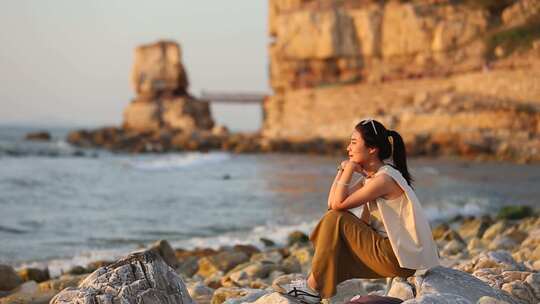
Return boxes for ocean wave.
[127,152,231,171]
[423,197,494,222]
[171,219,319,250]
[0,139,86,158]
[0,225,29,234]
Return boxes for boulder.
[25,131,51,141]
[458,216,493,240]
[477,296,511,304]
[186,281,214,304]
[38,274,88,293]
[50,250,193,304]
[150,239,179,269]
[457,251,526,273]
[483,222,510,241]
[251,292,300,304]
[388,278,415,301]
[0,264,23,291]
[222,289,270,304]
[497,206,534,220]
[402,293,473,303]
[329,278,367,304]
[17,267,50,283]
[287,230,310,246]
[196,251,250,279]
[221,261,277,287]
[211,287,263,304]
[130,40,188,97]
[0,281,56,304]
[411,266,519,304]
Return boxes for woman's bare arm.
[327,170,342,209]
[332,174,395,210]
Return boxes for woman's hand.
[339,160,349,171]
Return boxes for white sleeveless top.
[349,165,440,271]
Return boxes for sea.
[1,125,539,277]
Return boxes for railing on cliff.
[199,90,267,103]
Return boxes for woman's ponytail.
[389,130,414,187]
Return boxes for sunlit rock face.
[264,0,540,162]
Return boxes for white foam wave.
[16,219,319,277]
[423,197,493,222]
[17,247,132,278]
[171,219,319,251]
[128,152,231,171]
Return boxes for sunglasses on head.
[361,118,378,135]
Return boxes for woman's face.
[347,129,376,163]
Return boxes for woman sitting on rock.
[283,119,440,303]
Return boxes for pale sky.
[0,1,268,129]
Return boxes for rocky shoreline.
[65,124,539,163]
[1,205,539,304]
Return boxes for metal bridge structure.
[199,90,267,103]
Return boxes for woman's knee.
[323,210,347,223]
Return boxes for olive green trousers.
[309,210,415,299]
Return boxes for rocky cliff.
[264,0,540,162]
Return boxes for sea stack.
[123,40,214,133]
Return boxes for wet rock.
[287,231,309,246]
[412,266,519,304]
[0,264,23,291]
[497,206,534,220]
[259,238,276,247]
[25,131,51,141]
[50,250,193,304]
[17,268,50,283]
[150,239,179,269]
